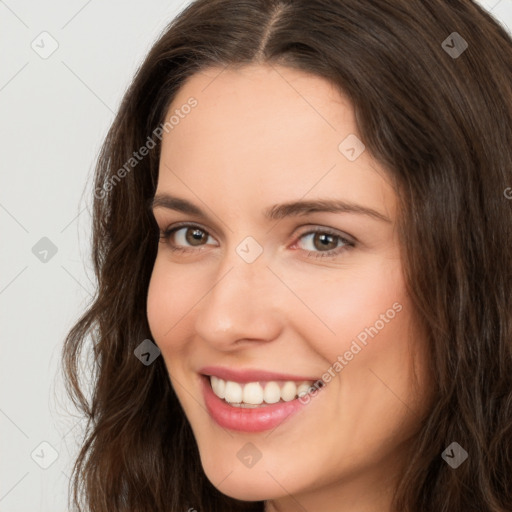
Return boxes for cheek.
[306,262,427,425]
[283,256,406,358]
[146,261,168,340]
[146,257,196,344]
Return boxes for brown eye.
[294,228,355,259]
[311,232,338,251]
[159,224,216,253]
[184,227,208,246]
[298,230,350,252]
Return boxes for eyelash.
[158,222,356,259]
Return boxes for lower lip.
[201,375,310,432]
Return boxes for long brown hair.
[62,1,512,510]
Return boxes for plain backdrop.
[1,0,511,510]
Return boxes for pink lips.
[201,375,309,432]
[199,365,319,383]
[199,365,322,432]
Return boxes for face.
[147,63,432,511]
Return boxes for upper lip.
[199,365,319,383]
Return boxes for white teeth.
[297,382,312,398]
[242,382,264,404]
[210,375,225,399]
[209,376,316,405]
[224,381,243,403]
[281,381,297,402]
[263,381,281,404]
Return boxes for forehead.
[164,63,354,155]
[157,64,394,219]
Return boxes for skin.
[146,63,432,512]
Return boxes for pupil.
[315,233,335,250]
[187,228,206,246]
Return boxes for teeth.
[210,376,225,399]
[281,381,297,401]
[243,382,264,404]
[209,376,316,405]
[224,380,243,403]
[263,381,281,404]
[297,382,312,398]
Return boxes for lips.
[200,374,310,431]
[199,365,320,383]
[198,366,324,432]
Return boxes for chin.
[200,456,292,502]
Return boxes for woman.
[62,0,512,511]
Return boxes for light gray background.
[1,1,511,510]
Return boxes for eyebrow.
[151,194,391,223]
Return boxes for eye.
[292,227,355,259]
[159,223,216,253]
[159,223,355,259]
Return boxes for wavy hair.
[62,0,512,510]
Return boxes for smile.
[200,372,323,432]
[209,375,316,406]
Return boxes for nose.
[193,252,283,350]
